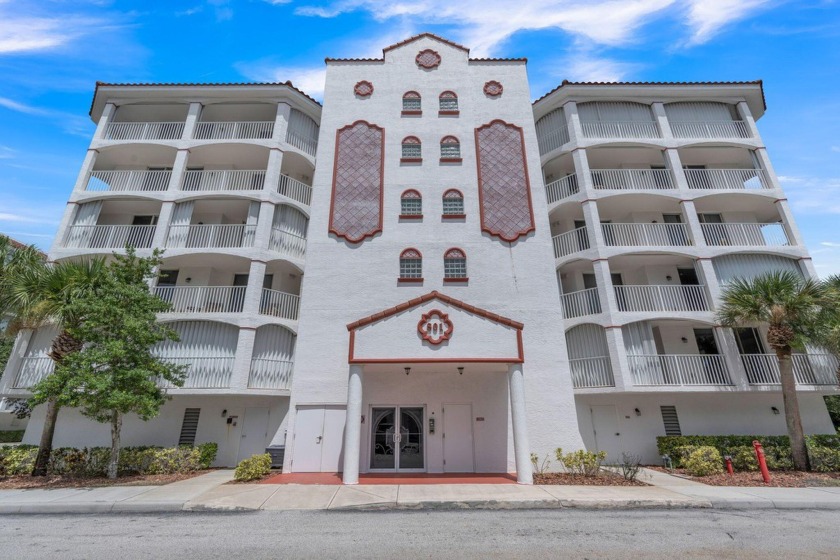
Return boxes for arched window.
[401,136,422,161]
[400,189,422,217]
[402,91,421,114]
[444,248,467,280]
[442,189,464,217]
[399,248,423,281]
[440,136,461,161]
[439,91,458,114]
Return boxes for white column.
[168,149,190,191]
[94,103,116,140]
[255,201,276,251]
[0,330,33,393]
[183,102,202,140]
[274,102,292,144]
[581,199,606,249]
[753,148,782,190]
[774,198,807,247]
[651,102,673,139]
[151,201,176,250]
[604,326,630,390]
[678,199,705,247]
[342,364,364,484]
[695,258,722,306]
[715,326,750,389]
[50,203,78,253]
[243,260,268,316]
[265,147,284,195]
[736,101,761,139]
[508,363,533,485]
[562,101,582,145]
[591,258,617,313]
[663,148,688,191]
[230,327,257,390]
[72,149,98,193]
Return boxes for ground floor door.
[443,403,474,472]
[369,406,425,471]
[590,405,624,463]
[293,405,346,472]
[237,407,269,463]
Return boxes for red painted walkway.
[261,472,518,485]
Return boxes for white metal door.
[237,407,269,463]
[293,405,346,472]
[320,407,346,472]
[590,405,623,463]
[443,403,475,472]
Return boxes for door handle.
[316,436,322,444]
[615,433,620,436]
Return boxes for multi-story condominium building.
[1,34,836,479]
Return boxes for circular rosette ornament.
[416,49,442,69]
[417,309,453,345]
[483,80,503,97]
[354,80,374,97]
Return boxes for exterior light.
[458,367,464,375]
[634,408,641,416]
[404,367,411,376]
[771,406,780,415]
[681,337,689,343]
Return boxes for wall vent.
[660,405,682,436]
[178,408,201,446]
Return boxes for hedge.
[657,435,840,470]
[0,430,24,443]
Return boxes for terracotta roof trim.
[469,57,528,63]
[382,32,470,53]
[346,290,524,331]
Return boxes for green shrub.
[0,430,24,443]
[234,453,272,482]
[196,442,218,469]
[555,448,607,476]
[730,447,758,471]
[0,446,38,476]
[145,447,201,475]
[684,446,724,477]
[809,446,840,473]
[672,445,700,468]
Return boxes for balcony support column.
[0,329,33,393]
[342,364,364,484]
[265,147,284,196]
[678,199,705,247]
[562,101,582,145]
[183,102,203,140]
[663,149,689,191]
[151,201,176,251]
[695,258,722,306]
[715,326,750,390]
[231,327,257,390]
[651,102,673,139]
[274,102,292,145]
[168,149,190,191]
[72,149,98,193]
[508,363,533,484]
[591,258,617,314]
[256,201,276,251]
[244,260,268,316]
[752,148,782,190]
[94,103,116,140]
[604,326,630,390]
[773,198,806,248]
[736,101,760,139]
[52,202,79,253]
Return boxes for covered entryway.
[369,406,425,471]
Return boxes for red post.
[753,440,772,484]
[725,456,734,476]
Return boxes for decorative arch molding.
[329,120,385,243]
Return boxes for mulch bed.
[0,471,204,490]
[534,471,648,486]
[648,466,840,487]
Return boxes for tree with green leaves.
[36,248,186,478]
[717,270,831,471]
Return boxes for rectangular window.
[443,197,464,215]
[444,258,467,279]
[402,144,421,159]
[400,259,422,279]
[441,144,461,159]
[178,408,201,446]
[403,97,421,111]
[401,198,422,215]
[440,97,458,111]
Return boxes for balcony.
[669,121,749,139]
[685,168,770,190]
[278,174,313,206]
[285,108,319,157]
[544,174,579,205]
[160,357,234,389]
[591,169,673,191]
[700,223,790,247]
[580,121,660,140]
[12,356,54,389]
[269,228,306,259]
[86,170,171,192]
[741,354,839,386]
[194,121,274,140]
[64,224,156,249]
[248,358,293,390]
[154,286,246,314]
[615,285,709,313]
[569,356,614,389]
[561,288,601,319]
[259,289,300,320]
[182,169,266,192]
[166,224,256,249]
[629,354,731,386]
[104,122,184,141]
[552,227,589,258]
[537,126,571,156]
[602,223,691,247]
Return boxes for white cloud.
[263,0,292,4]
[564,54,640,82]
[0,96,93,136]
[0,2,107,55]
[778,175,840,215]
[0,97,48,115]
[0,145,15,159]
[240,64,328,99]
[821,242,840,248]
[0,212,58,225]
[684,0,772,45]
[831,146,840,153]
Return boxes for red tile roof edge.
[2,234,47,257]
[382,32,470,53]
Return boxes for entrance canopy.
[346,291,524,364]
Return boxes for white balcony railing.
[741,353,839,386]
[545,174,579,205]
[248,358,294,390]
[104,122,184,141]
[278,174,313,206]
[537,126,571,155]
[561,288,601,318]
[193,121,274,140]
[614,285,709,313]
[684,168,770,190]
[166,224,256,249]
[669,121,750,139]
[580,121,660,139]
[159,357,234,389]
[552,227,590,258]
[602,223,691,247]
[269,228,306,259]
[259,289,300,320]
[701,223,790,247]
[629,354,731,386]
[285,128,318,157]
[154,286,246,314]
[591,169,674,191]
[570,357,614,388]
[86,170,171,192]
[181,170,265,192]
[13,356,55,388]
[64,225,156,249]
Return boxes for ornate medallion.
[416,49,442,69]
[354,80,374,97]
[484,80,503,97]
[417,309,453,345]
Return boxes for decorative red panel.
[484,80,503,97]
[403,91,421,99]
[417,309,453,345]
[401,189,421,199]
[354,81,374,97]
[416,49,441,69]
[401,248,422,259]
[443,188,463,199]
[444,248,465,259]
[474,120,535,242]
[329,121,384,243]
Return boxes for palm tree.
[717,270,829,471]
[818,275,840,369]
[1,238,106,476]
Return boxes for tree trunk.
[108,410,122,479]
[31,397,59,476]
[778,351,810,471]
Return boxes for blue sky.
[1,0,839,273]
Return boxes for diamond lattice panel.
[329,121,384,243]
[475,121,535,242]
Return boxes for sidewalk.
[3,468,840,513]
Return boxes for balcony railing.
[601,223,691,247]
[278,174,313,206]
[13,356,54,389]
[193,121,274,140]
[580,121,660,139]
[545,174,579,205]
[629,354,731,386]
[269,228,306,259]
[614,285,709,313]
[104,122,184,141]
[286,128,318,157]
[537,126,571,155]
[259,289,300,320]
[669,121,750,139]
[684,168,770,190]
[86,170,171,192]
[182,170,265,191]
[553,227,590,258]
[561,288,601,318]
[701,223,790,247]
[741,353,839,386]
[249,358,294,390]
[570,357,614,388]
[159,357,234,389]
[166,224,256,249]
[154,286,246,314]
[591,169,674,190]
[64,225,156,249]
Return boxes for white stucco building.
[1,34,836,479]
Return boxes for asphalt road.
[2,509,838,559]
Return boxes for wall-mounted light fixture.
[221,409,227,418]
[666,275,672,281]
[186,277,192,283]
[771,406,780,415]
[457,367,464,375]
[634,408,641,417]
[681,337,689,343]
[404,367,411,376]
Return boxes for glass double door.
[369,407,424,471]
